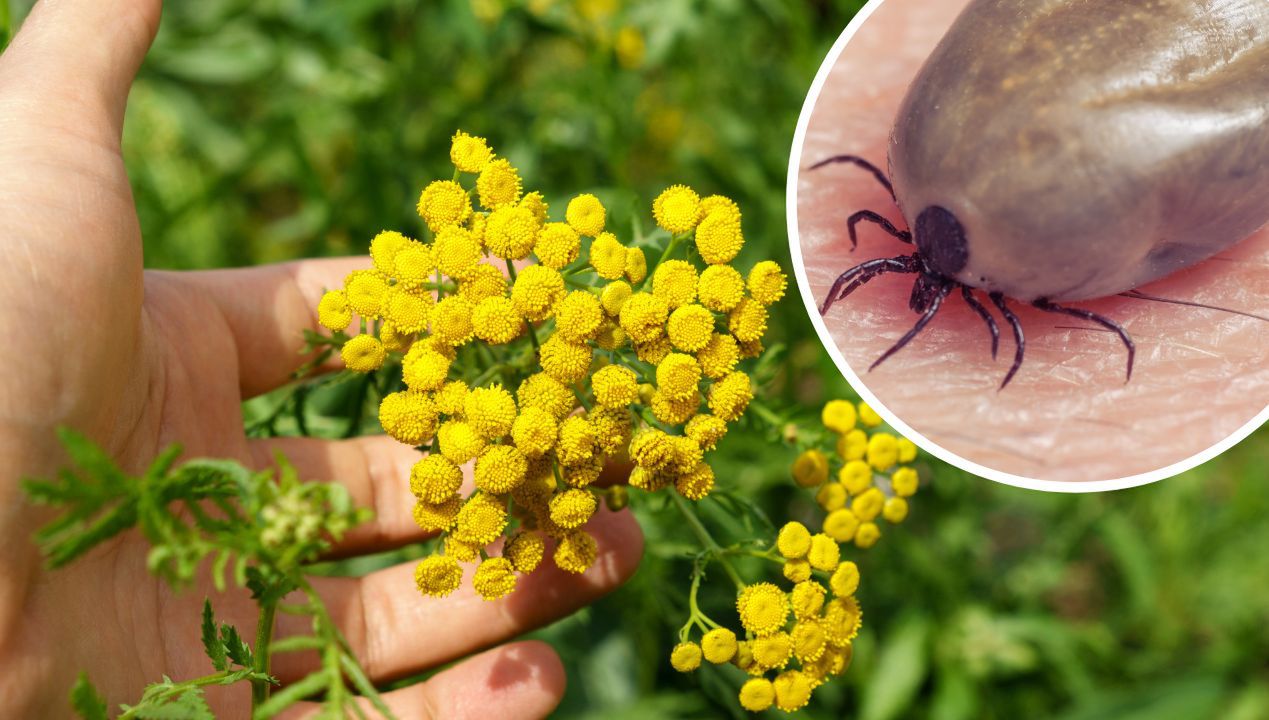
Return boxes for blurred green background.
[8,0,1268,718]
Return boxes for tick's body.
[891,0,1269,302]
[817,0,1269,386]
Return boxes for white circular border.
[786,0,1269,493]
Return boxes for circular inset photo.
[789,0,1269,487]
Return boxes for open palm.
[0,1,642,717]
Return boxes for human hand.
[794,0,1269,482]
[0,1,642,716]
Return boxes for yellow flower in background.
[653,185,702,234]
[415,555,463,598]
[535,222,581,269]
[370,230,412,275]
[614,25,646,69]
[589,232,628,280]
[510,264,566,321]
[472,557,517,600]
[472,296,523,344]
[459,263,508,304]
[450,130,493,173]
[317,290,352,331]
[565,193,606,236]
[747,260,788,305]
[519,191,549,223]
[821,399,857,434]
[418,179,472,231]
[477,157,523,209]
[695,204,744,264]
[666,304,713,352]
[652,259,698,308]
[341,334,386,372]
[697,264,745,312]
[434,225,482,280]
[670,642,703,673]
[485,206,538,259]
[737,583,788,637]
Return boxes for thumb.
[0,0,162,138]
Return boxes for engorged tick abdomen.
[888,0,1269,302]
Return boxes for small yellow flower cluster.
[791,400,920,549]
[670,535,862,712]
[312,131,784,602]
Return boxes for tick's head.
[913,206,968,279]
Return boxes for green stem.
[251,600,279,708]
[671,493,744,590]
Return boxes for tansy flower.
[783,559,811,584]
[634,336,672,365]
[821,399,857,434]
[452,493,508,546]
[699,194,739,218]
[694,205,744,265]
[510,264,566,321]
[592,365,638,407]
[434,225,482,280]
[747,260,787,305]
[656,353,702,401]
[618,292,670,343]
[342,334,386,372]
[599,280,632,316]
[652,390,700,426]
[685,414,727,450]
[696,265,745,312]
[516,372,576,421]
[737,336,763,360]
[823,508,861,543]
[883,496,910,523]
[791,581,827,619]
[472,557,517,601]
[823,597,862,645]
[859,401,883,427]
[670,642,702,673]
[468,212,487,246]
[553,290,604,342]
[379,322,411,353]
[549,488,597,529]
[625,246,648,284]
[539,335,592,384]
[838,460,873,495]
[807,533,840,572]
[586,232,626,280]
[418,180,472,231]
[708,371,753,422]
[484,206,538,259]
[776,521,812,559]
[752,632,792,670]
[675,462,715,500]
[410,455,463,504]
[791,452,832,490]
[629,466,673,492]
[511,407,557,457]
[534,222,581,269]
[431,296,475,346]
[472,296,523,344]
[666,304,714,352]
[554,530,597,574]
[560,456,603,488]
[696,333,739,379]
[474,444,528,494]
[589,405,632,454]
[379,391,439,445]
[866,432,899,470]
[728,298,767,342]
[816,482,848,512]
[519,191,549,223]
[344,270,389,318]
[435,380,469,416]
[773,670,812,712]
[465,384,517,439]
[504,532,545,573]
[385,288,433,335]
[477,158,522,209]
[629,429,677,471]
[852,487,885,522]
[737,583,788,637]
[445,536,479,562]
[317,290,352,331]
[437,420,486,464]
[370,230,412,275]
[592,321,625,351]
[652,185,702,234]
[898,437,918,463]
[651,259,698,308]
[393,244,435,289]
[450,130,493,173]
[415,555,462,597]
[891,467,919,497]
[855,522,881,549]
[402,345,451,391]
[738,678,775,712]
[701,628,738,664]
[412,495,461,532]
[556,416,597,466]
[565,193,606,236]
[838,429,868,461]
[459,263,508,305]
[831,561,860,598]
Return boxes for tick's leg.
[847,210,912,250]
[869,281,953,371]
[960,286,999,360]
[1033,298,1135,382]
[990,292,1025,390]
[820,254,919,316]
[807,154,896,200]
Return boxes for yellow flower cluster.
[791,400,920,549]
[312,131,784,602]
[670,535,862,712]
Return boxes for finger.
[171,257,368,398]
[280,641,565,720]
[271,507,644,683]
[249,435,425,556]
[0,0,162,136]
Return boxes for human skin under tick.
[794,0,1269,483]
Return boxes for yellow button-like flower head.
[437,420,486,465]
[553,290,604,343]
[685,414,728,450]
[549,488,597,529]
[477,158,523,209]
[666,304,714,352]
[517,372,576,421]
[510,406,557,457]
[891,466,919,497]
[434,225,482,280]
[736,583,788,637]
[852,486,885,522]
[553,529,597,574]
[652,184,702,234]
[738,678,775,712]
[556,416,597,466]
[540,335,592,384]
[414,555,462,598]
[341,334,386,373]
[675,461,715,500]
[701,628,738,664]
[747,260,787,305]
[344,270,389,319]
[459,263,508,305]
[452,493,508,547]
[474,444,528,494]
[504,532,545,573]
[830,561,861,598]
[385,288,433,336]
[656,353,701,401]
[694,205,744,264]
[519,191,549,224]
[485,206,538,260]
[791,581,827,619]
[450,130,493,173]
[697,265,745,312]
[807,533,840,572]
[773,670,813,712]
[409,455,462,503]
[696,333,739,379]
[472,296,523,345]
[707,371,753,422]
[776,521,812,559]
[821,399,858,435]
[431,296,475,346]
[592,365,638,407]
[317,290,352,331]
[823,508,861,543]
[883,496,910,523]
[534,222,581,269]
[565,193,606,236]
[670,642,702,673]
[866,432,899,471]
[472,557,517,601]
[855,522,881,549]
[465,384,517,439]
[402,344,451,392]
[378,391,439,445]
[728,297,768,342]
[417,180,472,232]
[651,259,698,308]
[618,292,670,343]
[753,632,792,670]
[510,264,566,322]
[589,232,628,280]
[412,496,461,533]
[369,230,412,275]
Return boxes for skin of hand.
[796,0,1269,482]
[0,1,643,717]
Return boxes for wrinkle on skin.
[795,0,1269,481]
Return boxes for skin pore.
[0,1,642,717]
[796,0,1268,481]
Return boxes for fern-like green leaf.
[69,673,109,720]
